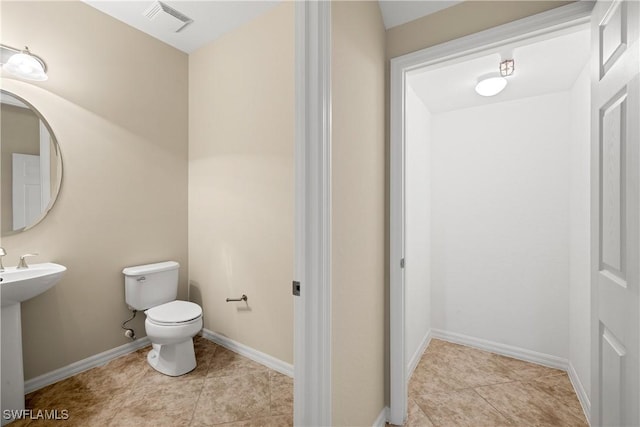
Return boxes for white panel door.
[12,153,42,230]
[592,1,640,425]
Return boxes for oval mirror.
[1,90,62,236]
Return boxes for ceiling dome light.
[2,47,48,81]
[475,73,507,97]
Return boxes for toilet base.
[147,340,196,376]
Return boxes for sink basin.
[0,263,66,307]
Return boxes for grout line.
[188,339,215,426]
[472,386,515,425]
[188,380,206,426]
[269,369,274,417]
[410,397,437,427]
[520,374,589,424]
[189,372,206,424]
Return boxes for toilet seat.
[145,300,202,326]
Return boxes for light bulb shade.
[3,52,48,81]
[475,75,507,97]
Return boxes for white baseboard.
[407,329,432,381]
[430,329,569,370]
[568,362,591,425]
[200,328,293,378]
[24,337,151,394]
[24,329,293,395]
[372,406,389,427]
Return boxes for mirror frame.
[1,89,63,235]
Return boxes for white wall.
[431,92,571,358]
[405,83,432,371]
[568,61,591,399]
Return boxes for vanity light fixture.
[1,44,48,81]
[475,58,514,97]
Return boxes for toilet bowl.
[122,261,203,377]
[144,300,203,376]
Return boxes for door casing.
[293,2,332,426]
[388,2,595,425]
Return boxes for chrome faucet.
[0,247,6,272]
[17,253,38,269]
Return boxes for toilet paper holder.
[226,294,248,303]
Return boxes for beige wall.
[188,3,294,364]
[331,1,386,425]
[386,1,572,59]
[1,104,40,234]
[1,1,188,380]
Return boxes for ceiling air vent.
[143,1,193,33]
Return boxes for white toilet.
[123,261,203,376]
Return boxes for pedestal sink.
[1,263,66,426]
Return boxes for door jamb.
[388,2,593,425]
[294,1,332,426]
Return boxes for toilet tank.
[123,261,179,310]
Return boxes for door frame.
[293,1,332,426]
[388,2,594,425]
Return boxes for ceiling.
[83,0,461,54]
[83,1,280,53]
[80,1,589,113]
[408,26,591,114]
[378,1,462,29]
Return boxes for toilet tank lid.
[122,261,179,276]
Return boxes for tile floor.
[398,339,589,427]
[8,337,589,427]
[11,336,293,427]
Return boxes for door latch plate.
[292,281,301,296]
